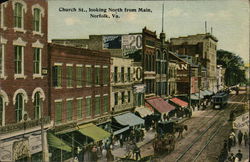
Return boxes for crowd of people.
[219,129,249,162]
[75,128,145,162]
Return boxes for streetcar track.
[186,96,247,162]
[174,95,246,162]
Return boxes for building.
[170,33,218,92]
[110,57,134,114]
[216,65,224,91]
[48,43,111,161]
[0,0,50,161]
[52,34,145,113]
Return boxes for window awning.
[146,97,175,113]
[170,97,188,107]
[47,133,72,152]
[113,126,130,135]
[195,93,204,99]
[113,112,144,126]
[135,107,154,118]
[191,94,199,100]
[204,90,213,96]
[78,123,111,142]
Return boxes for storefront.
[0,130,48,162]
[145,96,176,121]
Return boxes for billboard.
[122,34,142,57]
[103,35,122,49]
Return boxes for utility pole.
[41,103,45,162]
[188,64,192,110]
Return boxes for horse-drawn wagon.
[153,121,188,155]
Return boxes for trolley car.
[212,92,229,109]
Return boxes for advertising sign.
[133,84,146,93]
[122,34,142,57]
[233,113,249,130]
[103,35,122,49]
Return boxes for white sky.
[48,0,249,63]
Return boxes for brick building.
[0,0,50,161]
[170,33,218,92]
[48,43,112,161]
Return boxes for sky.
[48,0,249,63]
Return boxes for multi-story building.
[52,34,145,114]
[48,43,111,161]
[216,65,225,91]
[0,0,50,161]
[142,28,156,98]
[111,57,134,113]
[169,33,218,92]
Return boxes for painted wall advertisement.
[102,34,142,57]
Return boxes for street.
[138,89,249,162]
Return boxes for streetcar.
[212,92,229,109]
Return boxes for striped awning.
[78,123,111,142]
[47,133,72,152]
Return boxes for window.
[66,66,73,88]
[121,67,124,82]
[157,62,161,74]
[14,46,23,74]
[0,97,3,126]
[52,65,62,87]
[95,67,100,85]
[127,67,131,82]
[86,66,92,86]
[77,98,83,119]
[76,66,83,87]
[114,67,118,83]
[33,48,41,74]
[66,99,73,121]
[15,93,23,122]
[121,92,125,104]
[162,62,166,74]
[14,3,23,28]
[55,101,62,124]
[94,96,100,115]
[34,92,41,119]
[114,92,118,105]
[0,44,3,76]
[127,91,131,103]
[33,8,40,32]
[137,93,143,106]
[103,67,109,85]
[86,97,91,117]
[103,95,108,113]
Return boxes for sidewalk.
[112,129,156,160]
[230,140,249,162]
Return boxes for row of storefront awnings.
[48,112,145,151]
[48,123,112,152]
[146,97,175,113]
[190,90,214,100]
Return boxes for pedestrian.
[235,150,243,161]
[230,130,236,146]
[106,149,114,162]
[238,130,243,145]
[119,134,123,148]
[91,145,98,162]
[228,153,235,162]
[228,136,233,152]
[243,132,248,146]
[134,145,141,161]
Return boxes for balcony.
[0,116,50,135]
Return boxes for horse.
[174,124,188,139]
